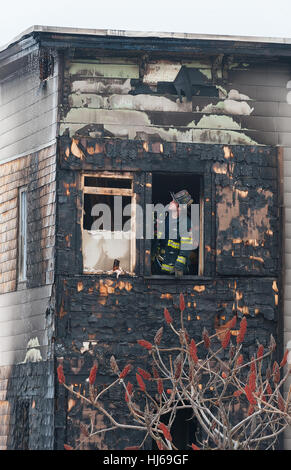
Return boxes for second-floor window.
[150,172,203,277]
[82,172,136,274]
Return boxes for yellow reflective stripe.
[176,256,186,264]
[161,263,174,272]
[181,239,193,245]
[157,231,163,239]
[181,236,192,242]
[168,239,180,249]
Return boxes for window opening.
[18,187,27,282]
[82,173,136,274]
[152,408,197,450]
[151,173,203,276]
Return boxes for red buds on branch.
[57,365,65,385]
[179,293,185,313]
[137,340,153,351]
[164,308,173,325]
[158,423,172,442]
[237,317,247,345]
[119,364,132,379]
[136,373,146,392]
[89,364,98,385]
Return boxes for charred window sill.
[82,272,137,278]
[144,275,213,281]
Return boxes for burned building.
[0,26,290,449]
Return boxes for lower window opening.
[83,193,132,272]
[82,173,136,274]
[152,408,198,450]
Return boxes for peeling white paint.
[69,93,192,113]
[62,119,258,145]
[216,85,228,99]
[70,93,106,109]
[143,62,181,84]
[198,68,212,80]
[190,115,242,130]
[108,94,192,112]
[71,78,132,95]
[223,100,253,115]
[62,108,152,130]
[192,129,257,145]
[69,62,139,79]
[202,100,254,116]
[200,88,254,116]
[228,89,251,101]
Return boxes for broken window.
[18,187,27,282]
[82,172,136,274]
[151,172,203,276]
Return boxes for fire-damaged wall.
[1,29,291,449]
[59,55,291,147]
[54,138,281,449]
[55,48,291,448]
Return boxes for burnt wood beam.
[35,32,291,58]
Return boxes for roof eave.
[3,25,291,62]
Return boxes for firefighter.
[152,189,196,277]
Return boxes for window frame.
[18,186,28,282]
[144,171,211,279]
[81,171,137,274]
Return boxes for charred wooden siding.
[54,138,281,449]
[0,29,290,449]
[58,54,291,448]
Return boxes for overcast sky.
[2,0,291,48]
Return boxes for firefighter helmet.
[170,189,193,206]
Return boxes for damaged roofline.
[3,25,291,59]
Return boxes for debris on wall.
[82,230,131,273]
[201,89,254,116]
[61,59,263,145]
[23,338,42,363]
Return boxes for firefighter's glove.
[175,268,183,278]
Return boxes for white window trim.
[18,186,27,282]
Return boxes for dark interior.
[83,194,131,231]
[152,172,201,206]
[151,172,201,275]
[152,408,197,450]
